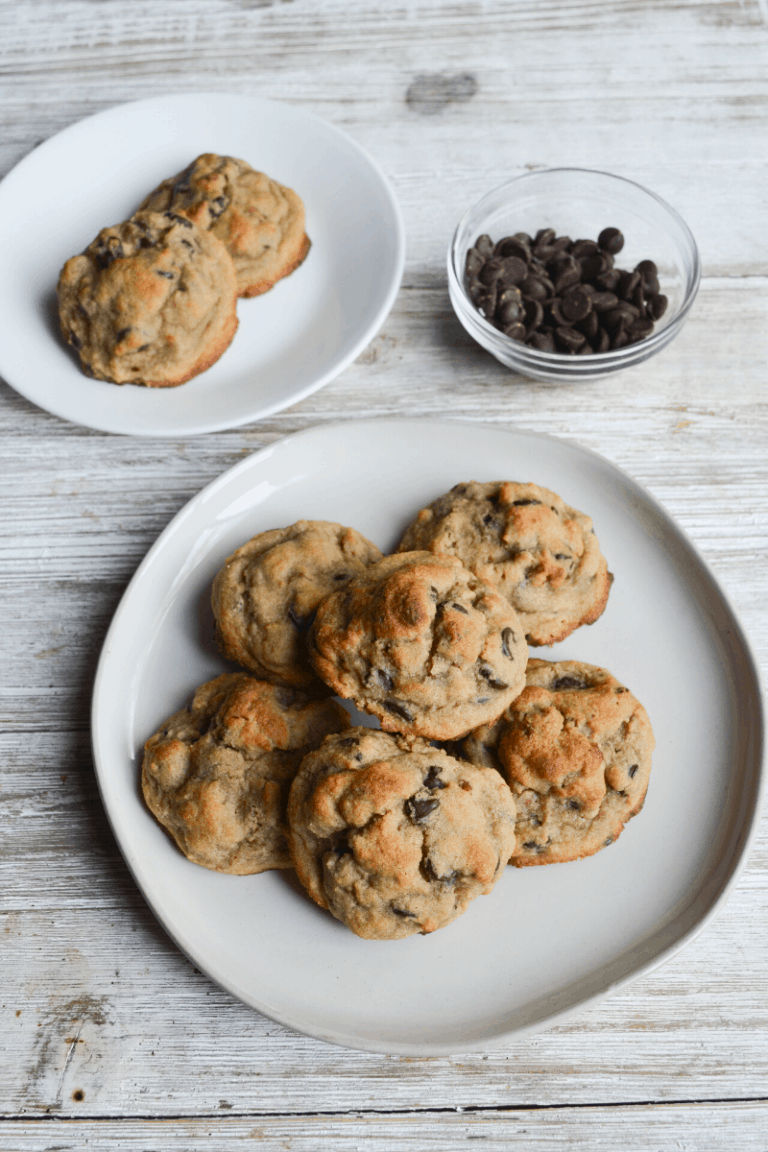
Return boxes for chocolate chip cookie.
[141,673,350,874]
[307,551,528,740]
[57,211,238,387]
[396,480,612,646]
[211,521,383,695]
[287,727,517,939]
[463,658,654,866]
[139,153,310,297]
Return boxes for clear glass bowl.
[448,168,701,382]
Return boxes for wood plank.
[3,1103,768,1152]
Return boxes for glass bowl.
[448,168,700,382]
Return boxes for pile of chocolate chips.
[464,227,668,354]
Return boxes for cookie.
[211,520,383,695]
[141,673,350,874]
[307,551,528,740]
[139,153,310,298]
[287,728,517,939]
[57,211,238,387]
[396,480,612,646]
[463,658,654,866]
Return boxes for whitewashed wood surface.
[1,0,767,1148]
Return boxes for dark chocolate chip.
[500,628,517,659]
[465,248,485,278]
[560,286,592,322]
[567,799,581,810]
[555,326,586,353]
[424,766,446,790]
[648,293,668,320]
[478,663,508,690]
[474,234,494,258]
[450,602,469,613]
[527,330,555,352]
[598,227,624,255]
[404,795,440,822]
[156,270,175,279]
[384,700,414,722]
[552,675,586,690]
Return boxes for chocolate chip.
[500,627,517,660]
[478,663,508,690]
[384,700,414,722]
[392,905,417,918]
[636,259,660,295]
[156,270,175,279]
[560,287,592,322]
[527,330,555,352]
[288,605,316,632]
[208,195,230,219]
[404,796,440,822]
[369,668,394,691]
[165,212,193,228]
[598,227,624,255]
[555,326,585,353]
[503,322,526,341]
[648,293,668,321]
[424,766,446,790]
[450,602,469,613]
[466,248,485,278]
[495,236,531,262]
[474,234,494,258]
[512,498,541,506]
[628,764,639,778]
[551,675,585,690]
[567,799,581,810]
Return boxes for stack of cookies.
[142,482,655,941]
[57,154,310,388]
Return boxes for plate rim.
[0,92,406,437]
[90,417,767,1054]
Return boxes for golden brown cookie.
[141,673,350,874]
[57,211,238,387]
[462,658,654,866]
[396,480,612,646]
[307,551,528,740]
[211,520,383,695]
[287,728,517,939]
[139,153,310,297]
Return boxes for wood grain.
[1,0,767,1145]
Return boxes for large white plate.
[91,419,765,1054]
[0,94,404,436]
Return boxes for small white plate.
[0,94,405,436]
[91,419,765,1055]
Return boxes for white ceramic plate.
[0,94,405,436]
[91,419,764,1055]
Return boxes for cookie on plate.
[396,480,612,646]
[141,673,350,874]
[307,551,528,740]
[287,727,517,939]
[211,520,383,695]
[57,211,238,387]
[462,658,654,866]
[139,153,310,298]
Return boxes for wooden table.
[2,1,767,1147]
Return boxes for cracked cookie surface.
[57,210,238,387]
[307,551,528,740]
[211,520,383,695]
[463,658,654,866]
[141,673,350,874]
[396,480,612,646]
[287,727,517,939]
[139,153,310,297]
